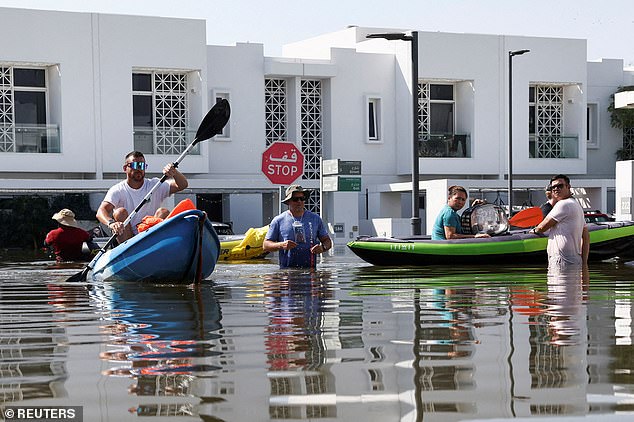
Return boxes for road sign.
[261,142,304,185]
[322,175,362,192]
[322,159,362,176]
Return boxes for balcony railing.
[133,128,200,155]
[0,124,60,153]
[418,133,471,158]
[529,135,579,158]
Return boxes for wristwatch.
[108,219,116,226]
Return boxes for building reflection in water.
[94,282,225,420]
[0,281,87,403]
[407,268,591,420]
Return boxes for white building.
[1,8,633,240]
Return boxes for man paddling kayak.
[96,151,188,243]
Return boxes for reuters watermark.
[1,406,82,421]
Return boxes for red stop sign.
[261,142,304,185]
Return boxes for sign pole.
[279,185,284,215]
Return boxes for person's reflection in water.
[545,266,589,346]
[263,271,337,418]
[540,265,590,414]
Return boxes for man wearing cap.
[263,185,332,269]
[96,150,188,243]
[45,209,91,262]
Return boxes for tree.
[608,85,634,161]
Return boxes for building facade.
[1,8,632,239]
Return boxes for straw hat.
[52,208,80,228]
[281,185,311,204]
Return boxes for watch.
[108,219,116,226]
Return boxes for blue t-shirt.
[266,210,329,268]
[432,205,462,240]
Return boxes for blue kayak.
[89,209,220,283]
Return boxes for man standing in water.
[531,174,589,270]
[263,185,332,269]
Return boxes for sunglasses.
[126,162,148,171]
[289,196,306,202]
[550,183,566,190]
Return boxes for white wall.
[587,59,629,179]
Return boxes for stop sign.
[261,142,304,185]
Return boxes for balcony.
[529,135,579,158]
[134,128,200,155]
[418,133,471,158]
[0,124,60,153]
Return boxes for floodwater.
[2,248,634,421]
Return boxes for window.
[586,103,599,148]
[211,91,230,140]
[366,96,381,142]
[529,85,571,158]
[418,83,462,157]
[0,66,59,153]
[264,78,287,146]
[132,71,190,155]
[300,79,322,181]
[419,83,454,137]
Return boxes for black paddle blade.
[195,99,230,143]
[67,266,90,283]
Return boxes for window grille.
[532,85,564,158]
[132,71,188,155]
[300,79,322,180]
[265,78,287,146]
[623,127,634,159]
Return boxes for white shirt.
[546,197,586,267]
[103,178,171,234]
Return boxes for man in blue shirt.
[264,185,332,268]
[432,185,491,240]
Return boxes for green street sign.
[323,175,361,192]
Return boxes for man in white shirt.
[530,174,589,270]
[96,151,188,243]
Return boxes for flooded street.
[2,249,634,421]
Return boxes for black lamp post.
[367,31,421,235]
[508,49,530,216]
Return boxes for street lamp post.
[508,49,530,217]
[367,31,421,235]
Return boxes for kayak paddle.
[509,206,543,228]
[66,99,231,283]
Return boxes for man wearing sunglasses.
[263,185,332,268]
[530,174,589,270]
[96,150,188,243]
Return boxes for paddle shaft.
[75,140,203,279]
[66,100,230,282]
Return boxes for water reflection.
[351,264,634,420]
[261,271,338,419]
[93,282,224,419]
[0,278,88,402]
[2,256,634,421]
